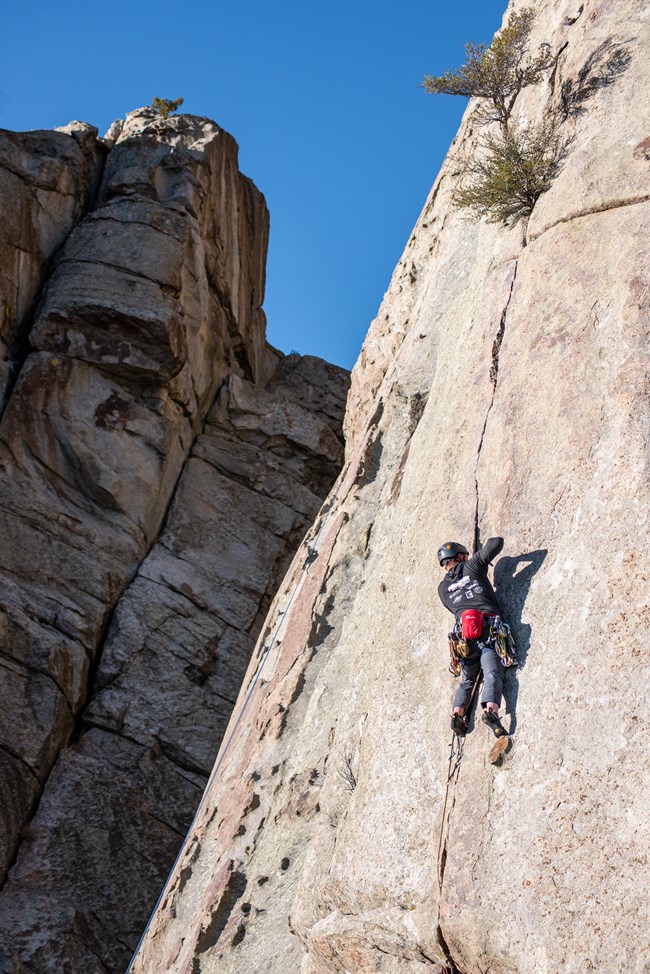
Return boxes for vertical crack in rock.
[0,131,108,417]
[474,261,518,550]
[0,383,219,898]
[69,391,222,747]
[436,925,467,974]
[434,260,518,968]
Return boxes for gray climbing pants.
[453,641,504,711]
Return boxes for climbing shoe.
[481,709,508,738]
[450,714,468,737]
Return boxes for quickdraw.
[447,628,469,677]
[488,616,518,668]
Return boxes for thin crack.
[59,256,180,290]
[0,149,108,419]
[89,212,188,243]
[437,924,467,974]
[80,720,205,787]
[0,647,79,714]
[0,741,42,786]
[0,161,84,195]
[528,193,650,244]
[474,262,518,550]
[146,811,187,840]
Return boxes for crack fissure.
[528,193,650,245]
[0,370,228,883]
[61,255,181,290]
[474,262,518,550]
[436,924,467,974]
[0,149,109,419]
[0,160,88,195]
[0,648,78,714]
[90,212,188,243]
[140,569,240,629]
[0,741,43,786]
[80,719,206,788]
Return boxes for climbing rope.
[435,671,481,889]
[433,672,481,974]
[124,480,343,973]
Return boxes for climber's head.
[438,542,469,570]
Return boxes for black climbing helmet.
[437,542,469,566]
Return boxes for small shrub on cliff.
[151,96,184,118]
[422,8,573,224]
[422,8,553,127]
[452,116,573,223]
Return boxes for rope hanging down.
[434,673,481,974]
[124,483,342,974]
[435,671,481,889]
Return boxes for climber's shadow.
[494,549,547,735]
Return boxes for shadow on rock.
[560,38,632,118]
[494,548,547,735]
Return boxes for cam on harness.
[447,610,518,677]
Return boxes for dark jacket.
[438,537,503,623]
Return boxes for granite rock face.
[0,108,268,882]
[0,109,349,973]
[129,3,650,974]
[0,122,105,409]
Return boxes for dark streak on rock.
[437,924,467,974]
[195,867,247,955]
[386,391,428,507]
[307,593,335,650]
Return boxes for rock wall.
[0,122,105,409]
[0,111,349,973]
[129,2,650,973]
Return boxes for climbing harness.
[447,614,517,675]
[124,480,343,974]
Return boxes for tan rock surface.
[0,359,348,974]
[0,110,270,882]
[0,104,349,973]
[0,123,105,408]
[130,2,650,973]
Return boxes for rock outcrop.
[128,2,650,973]
[0,110,348,973]
[0,122,105,409]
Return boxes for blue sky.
[2,0,505,371]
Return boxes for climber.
[437,537,510,739]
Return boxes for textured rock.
[0,123,105,408]
[0,109,270,881]
[130,2,650,973]
[0,358,347,974]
